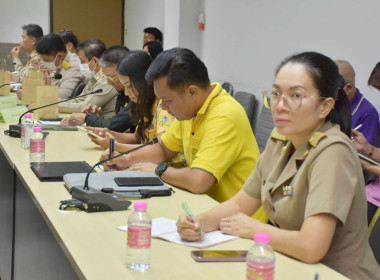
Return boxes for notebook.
[30,161,94,182]
[117,217,239,248]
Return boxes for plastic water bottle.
[21,113,34,149]
[246,233,275,280]
[29,127,45,162]
[126,201,151,271]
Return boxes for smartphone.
[77,126,102,138]
[191,250,248,262]
[358,151,380,166]
[114,177,164,187]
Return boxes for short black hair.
[145,48,210,91]
[22,24,43,39]
[143,27,163,42]
[57,30,79,49]
[35,33,66,56]
[143,41,163,60]
[77,39,106,60]
[99,45,129,67]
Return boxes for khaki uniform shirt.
[58,70,117,118]
[13,49,49,78]
[243,121,380,279]
[53,52,84,99]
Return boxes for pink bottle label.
[127,225,151,248]
[21,127,25,138]
[246,259,275,280]
[30,139,45,153]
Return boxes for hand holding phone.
[191,250,248,262]
[77,126,102,138]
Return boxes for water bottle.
[126,201,151,271]
[21,113,34,149]
[29,127,45,162]
[246,233,275,280]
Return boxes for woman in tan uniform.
[177,52,380,279]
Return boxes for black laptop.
[30,161,95,182]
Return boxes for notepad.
[117,217,238,248]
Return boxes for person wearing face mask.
[35,33,84,99]
[57,39,118,118]
[10,24,50,79]
[60,45,135,132]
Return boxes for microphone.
[5,88,103,138]
[0,73,62,89]
[70,137,159,212]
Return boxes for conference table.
[0,123,348,280]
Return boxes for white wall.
[200,0,380,128]
[124,0,165,50]
[0,0,50,43]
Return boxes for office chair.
[221,82,234,96]
[234,91,256,130]
[71,81,85,98]
[255,105,274,153]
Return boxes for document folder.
[31,161,94,182]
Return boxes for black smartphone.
[358,151,380,166]
[114,177,164,187]
[191,250,248,262]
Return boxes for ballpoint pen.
[109,138,115,170]
[353,124,362,131]
[182,202,202,234]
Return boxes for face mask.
[45,53,59,71]
[80,58,95,80]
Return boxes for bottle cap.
[134,201,147,210]
[25,113,33,118]
[33,126,42,132]
[254,233,271,244]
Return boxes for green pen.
[182,202,202,234]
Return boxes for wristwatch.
[155,163,168,178]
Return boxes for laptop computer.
[31,161,94,182]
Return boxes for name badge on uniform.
[283,185,293,196]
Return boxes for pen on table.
[353,124,362,131]
[109,138,115,170]
[314,273,319,280]
[182,202,202,234]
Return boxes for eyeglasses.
[104,74,118,82]
[262,90,325,111]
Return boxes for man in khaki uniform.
[58,39,117,118]
[11,24,49,79]
[35,33,84,99]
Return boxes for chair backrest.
[221,82,234,96]
[369,207,380,265]
[255,105,274,153]
[71,81,86,98]
[234,91,256,129]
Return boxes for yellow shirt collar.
[197,82,223,116]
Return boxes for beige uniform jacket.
[53,52,84,99]
[243,121,380,279]
[58,70,117,118]
[13,49,50,78]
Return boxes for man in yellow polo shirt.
[102,48,260,204]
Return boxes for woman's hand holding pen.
[177,213,204,241]
[351,130,371,154]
